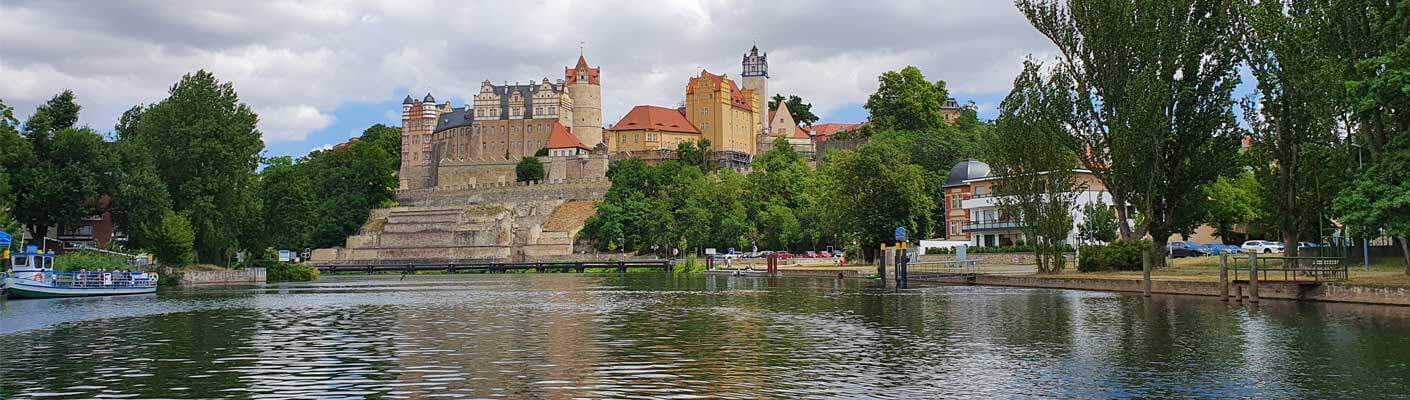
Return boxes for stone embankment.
[178,268,266,286]
[969,275,1410,306]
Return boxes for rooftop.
[608,105,701,134]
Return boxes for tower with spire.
[741,44,769,135]
[399,92,452,189]
[564,54,603,148]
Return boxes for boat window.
[12,256,27,267]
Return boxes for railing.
[1230,255,1348,282]
[906,259,980,280]
[20,271,158,288]
[962,220,1024,232]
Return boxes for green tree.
[9,91,113,240]
[1334,135,1410,274]
[20,90,80,155]
[1017,0,1245,268]
[1203,172,1266,244]
[303,124,401,248]
[676,139,712,171]
[124,71,263,264]
[987,59,1084,273]
[148,209,195,267]
[768,94,821,126]
[1238,0,1346,256]
[864,66,951,131]
[821,142,935,261]
[259,156,317,249]
[516,156,545,182]
[1078,202,1119,244]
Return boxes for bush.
[676,254,705,274]
[1078,240,1150,272]
[244,260,320,282]
[53,251,129,272]
[148,210,195,267]
[516,156,545,182]
[925,247,951,255]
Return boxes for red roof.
[687,70,753,111]
[547,121,591,150]
[808,123,863,139]
[564,55,600,84]
[791,126,811,139]
[608,105,701,134]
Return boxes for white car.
[1241,240,1284,254]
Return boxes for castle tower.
[741,44,769,135]
[399,93,450,189]
[565,55,603,148]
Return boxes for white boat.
[3,245,158,299]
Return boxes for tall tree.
[7,92,115,239]
[988,59,1084,273]
[1238,0,1345,256]
[768,94,821,126]
[821,142,935,261]
[1017,0,1244,267]
[864,66,951,131]
[258,156,317,250]
[1334,134,1410,274]
[126,70,263,264]
[108,105,173,248]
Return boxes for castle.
[399,55,606,190]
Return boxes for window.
[975,186,987,197]
[700,107,709,116]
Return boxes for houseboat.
[3,245,158,299]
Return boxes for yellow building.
[606,105,701,162]
[684,70,760,162]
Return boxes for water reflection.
[1,274,1408,399]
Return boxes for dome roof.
[403,95,415,104]
[944,159,990,188]
[422,92,435,103]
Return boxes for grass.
[1048,255,1410,287]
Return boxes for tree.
[1238,0,1346,256]
[8,91,113,240]
[1203,172,1266,244]
[1078,202,1119,244]
[864,66,951,131]
[821,142,935,261]
[259,156,317,249]
[516,156,545,182]
[1017,0,1245,268]
[768,94,820,126]
[987,59,1084,273]
[124,71,263,264]
[108,106,173,248]
[676,139,712,171]
[148,210,195,267]
[1334,134,1410,274]
[303,124,401,248]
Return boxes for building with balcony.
[941,160,1114,247]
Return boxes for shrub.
[53,251,129,272]
[245,260,320,282]
[1078,240,1150,272]
[925,247,951,255]
[676,254,705,274]
[516,156,545,182]
[148,210,195,267]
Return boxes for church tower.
[565,55,603,148]
[741,44,769,135]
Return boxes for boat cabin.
[9,245,54,273]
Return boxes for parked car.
[1241,240,1284,254]
[1219,244,1245,254]
[819,251,832,258]
[775,251,794,260]
[1167,242,1207,258]
[1297,242,1323,249]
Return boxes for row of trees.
[583,66,991,261]
[0,71,400,266]
[998,0,1410,273]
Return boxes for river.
[2,274,1408,399]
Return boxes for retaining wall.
[969,275,1410,306]
[180,268,266,286]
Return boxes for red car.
[775,251,794,260]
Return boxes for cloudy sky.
[0,0,1059,157]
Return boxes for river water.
[2,274,1409,399]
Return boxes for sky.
[0,0,1062,158]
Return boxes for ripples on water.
[2,274,1409,399]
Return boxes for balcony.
[962,219,1024,232]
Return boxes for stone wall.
[179,268,266,286]
[969,275,1410,306]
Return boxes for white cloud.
[259,105,334,142]
[0,0,1057,146]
